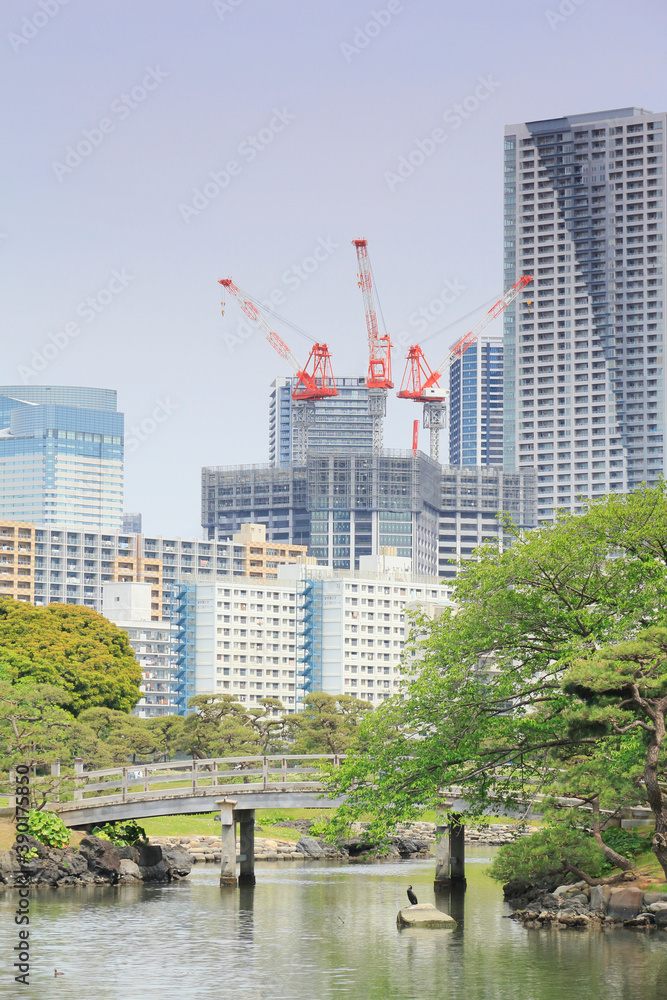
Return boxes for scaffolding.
[297,577,323,698]
[166,582,197,715]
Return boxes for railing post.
[212,760,219,788]
[121,767,128,803]
[50,759,61,803]
[8,768,15,810]
[262,757,268,789]
[192,759,198,794]
[282,757,287,785]
[74,758,84,802]
[143,766,149,795]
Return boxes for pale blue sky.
[2,0,666,534]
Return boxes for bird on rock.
[407,885,418,905]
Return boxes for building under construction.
[212,241,536,580]
[202,453,534,579]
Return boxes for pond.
[1,848,666,999]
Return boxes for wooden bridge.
[9,754,475,889]
[14,754,650,890]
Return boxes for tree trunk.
[643,702,667,879]
[590,794,634,871]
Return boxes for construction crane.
[398,275,532,462]
[352,239,392,453]
[219,278,337,465]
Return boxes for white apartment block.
[194,579,300,712]
[103,583,177,719]
[503,107,666,522]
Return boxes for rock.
[397,904,456,929]
[119,859,142,881]
[296,836,324,858]
[570,893,589,906]
[607,887,644,921]
[648,901,667,913]
[190,853,207,863]
[653,909,667,929]
[263,839,278,850]
[393,837,420,855]
[0,850,21,879]
[78,837,121,884]
[644,892,667,905]
[137,861,168,882]
[590,884,612,913]
[118,843,163,867]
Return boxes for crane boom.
[352,239,393,389]
[398,275,532,402]
[219,278,337,401]
[426,275,532,388]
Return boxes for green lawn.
[141,808,333,842]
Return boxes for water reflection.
[0,848,666,999]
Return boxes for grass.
[140,807,332,841]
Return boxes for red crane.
[219,278,337,463]
[352,239,392,453]
[398,275,532,461]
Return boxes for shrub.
[27,809,69,849]
[600,827,646,859]
[488,825,608,883]
[92,820,148,846]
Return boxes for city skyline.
[3,0,666,535]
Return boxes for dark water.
[1,848,666,999]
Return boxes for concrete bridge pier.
[217,799,238,887]
[434,819,467,890]
[236,809,255,887]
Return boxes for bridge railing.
[34,754,345,812]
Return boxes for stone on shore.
[607,887,644,921]
[397,903,457,929]
[296,836,324,858]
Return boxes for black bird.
[407,885,418,905]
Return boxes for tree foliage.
[0,599,142,713]
[326,483,667,877]
[286,692,372,754]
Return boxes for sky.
[2,0,667,536]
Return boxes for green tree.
[179,694,282,759]
[0,598,141,714]
[286,692,372,754]
[326,484,667,876]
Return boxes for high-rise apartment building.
[449,336,504,466]
[269,376,374,466]
[503,108,666,522]
[0,386,124,528]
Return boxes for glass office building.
[503,107,666,522]
[0,386,124,528]
[449,336,504,466]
